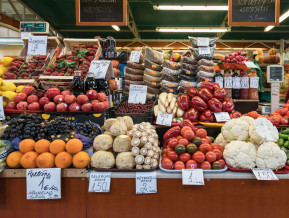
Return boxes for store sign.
[0,96,5,120]
[136,171,157,194]
[128,85,147,104]
[156,112,173,126]
[89,60,111,79]
[252,168,279,181]
[129,51,141,63]
[88,171,111,192]
[182,169,204,185]
[26,168,61,200]
[224,77,233,88]
[197,37,209,47]
[27,36,47,55]
[214,112,231,122]
[250,77,259,88]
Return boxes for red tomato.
[181,126,192,136]
[205,136,212,144]
[212,149,223,159]
[179,153,191,162]
[196,129,207,138]
[166,146,174,154]
[284,104,289,109]
[217,159,225,168]
[174,161,185,170]
[161,157,173,169]
[280,117,289,125]
[219,145,225,152]
[205,151,217,163]
[201,138,209,144]
[162,154,167,158]
[192,151,205,163]
[201,161,211,170]
[178,138,189,146]
[168,138,179,148]
[176,136,183,140]
[186,160,198,169]
[280,108,289,116]
[211,143,220,150]
[167,151,179,162]
[161,148,167,155]
[199,143,213,153]
[182,130,195,141]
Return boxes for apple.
[76,94,89,105]
[86,90,98,100]
[28,102,40,111]
[54,95,65,104]
[81,103,93,111]
[22,86,36,95]
[14,93,27,103]
[56,103,68,112]
[16,101,28,110]
[5,102,16,109]
[64,94,76,104]
[97,92,107,102]
[69,102,81,112]
[61,90,71,96]
[27,95,39,104]
[43,102,56,112]
[108,79,118,92]
[46,87,61,99]
[91,100,99,105]
[93,102,106,111]
[39,97,50,106]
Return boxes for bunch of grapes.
[73,121,100,138]
[46,117,74,136]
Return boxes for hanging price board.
[250,77,259,88]
[182,169,204,185]
[129,51,141,63]
[89,60,111,79]
[136,171,157,194]
[197,37,209,47]
[198,47,210,55]
[214,112,231,122]
[156,112,173,126]
[240,77,249,89]
[252,168,279,181]
[88,171,111,192]
[128,85,147,104]
[232,77,241,89]
[27,36,47,55]
[0,96,5,120]
[215,77,223,88]
[224,77,233,88]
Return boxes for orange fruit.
[19,139,35,153]
[20,151,39,169]
[66,139,83,154]
[55,152,72,168]
[6,151,23,168]
[35,139,50,154]
[73,151,90,168]
[36,152,55,168]
[49,139,66,154]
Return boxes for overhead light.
[153,5,228,11]
[112,25,120,31]
[264,10,289,32]
[156,27,230,33]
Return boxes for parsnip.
[172,104,178,116]
[159,103,166,113]
[167,107,172,114]
[159,93,167,105]
[170,97,177,110]
[177,108,184,118]
[165,97,169,108]
[154,105,159,117]
[167,93,173,103]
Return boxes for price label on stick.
[198,47,210,55]
[182,169,204,185]
[214,112,231,122]
[128,85,147,104]
[224,77,233,88]
[129,51,141,63]
[156,112,173,126]
[0,96,5,120]
[27,36,47,55]
[89,60,110,79]
[250,77,259,88]
[88,171,111,192]
[243,61,257,68]
[197,37,209,47]
[252,168,279,181]
[232,77,241,89]
[26,168,61,200]
[136,171,157,194]
[240,77,249,89]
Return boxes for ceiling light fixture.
[153,5,228,11]
[264,10,289,32]
[112,25,120,31]
[156,27,230,33]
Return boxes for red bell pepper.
[214,88,228,100]
[186,87,198,99]
[222,98,235,112]
[199,109,216,123]
[208,98,222,112]
[198,88,213,102]
[163,126,180,141]
[177,94,190,110]
[184,108,199,122]
[190,96,207,112]
[212,82,220,92]
[201,81,214,93]
[181,119,198,132]
[230,110,242,119]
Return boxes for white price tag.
[27,36,47,55]
[129,51,141,63]
[156,112,173,126]
[89,60,110,79]
[240,77,249,89]
[232,77,241,89]
[215,77,223,88]
[197,37,209,47]
[182,169,204,185]
[224,77,233,88]
[198,47,210,55]
[252,168,278,181]
[26,168,61,200]
[21,32,31,39]
[244,61,257,68]
[136,171,157,194]
[250,77,259,89]
[128,85,147,104]
[88,171,111,192]
[0,96,5,120]
[214,112,231,122]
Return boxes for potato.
[93,134,113,151]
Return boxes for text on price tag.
[251,168,278,181]
[27,36,47,55]
[198,47,210,55]
[215,77,223,88]
[26,168,61,200]
[240,77,249,89]
[128,85,147,104]
[250,77,259,88]
[156,112,172,126]
[232,77,241,89]
[197,37,209,47]
[136,171,157,194]
[182,169,204,185]
[0,96,5,120]
[214,112,231,122]
[224,77,233,88]
[244,61,257,68]
[129,51,141,63]
[89,60,110,79]
[89,171,111,192]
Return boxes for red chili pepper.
[181,119,198,132]
[163,126,181,141]
[208,98,222,112]
[177,94,190,110]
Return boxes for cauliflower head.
[249,117,278,145]
[221,118,249,142]
[256,141,286,170]
[239,116,255,126]
[223,141,257,169]
[215,133,228,147]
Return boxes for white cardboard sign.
[136,171,157,194]
[27,36,47,55]
[251,168,278,181]
[0,96,5,120]
[129,51,141,63]
[182,169,204,185]
[128,85,147,104]
[156,112,173,126]
[214,112,231,122]
[89,60,111,79]
[88,171,111,192]
[197,37,209,47]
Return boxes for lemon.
[3,91,16,101]
[2,81,16,92]
[16,85,24,93]
[1,57,13,67]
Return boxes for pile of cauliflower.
[216,116,286,170]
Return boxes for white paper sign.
[27,36,47,55]
[214,112,231,122]
[0,96,5,120]
[232,77,241,89]
[89,60,110,79]
[252,168,279,181]
[224,77,233,88]
[128,85,147,104]
[250,77,259,88]
[136,171,157,194]
[215,77,223,88]
[21,32,31,39]
[244,61,257,68]
[156,112,173,126]
[240,77,249,89]
[197,37,209,47]
[26,168,61,200]
[182,169,204,185]
[89,171,111,192]
[198,47,210,55]
[129,51,141,63]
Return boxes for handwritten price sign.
[197,37,209,47]
[129,51,141,63]
[27,36,47,55]
[182,169,204,185]
[250,77,259,88]
[0,96,5,120]
[136,171,157,194]
[128,85,147,104]
[240,77,249,89]
[214,112,231,122]
[156,112,172,126]
[89,60,111,79]
[224,77,233,88]
[198,47,210,55]
[88,171,111,192]
[26,168,61,200]
[252,168,279,181]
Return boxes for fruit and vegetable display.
[219,51,249,65]
[116,99,155,114]
[1,57,25,79]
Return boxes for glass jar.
[249,70,259,100]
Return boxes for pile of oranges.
[6,138,90,169]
